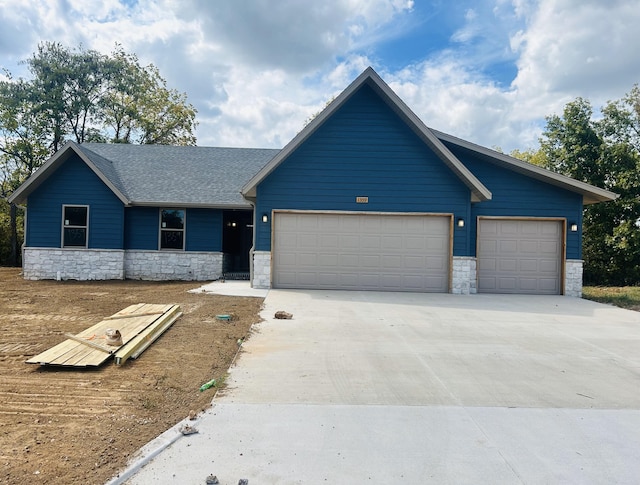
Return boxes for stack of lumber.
[26,303,182,368]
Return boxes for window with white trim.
[160,209,185,250]
[62,205,89,247]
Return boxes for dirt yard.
[0,268,264,484]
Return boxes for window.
[62,205,88,247]
[160,209,185,250]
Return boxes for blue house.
[9,68,617,296]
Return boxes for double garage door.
[271,212,564,294]
[272,212,450,292]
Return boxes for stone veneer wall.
[124,250,223,281]
[252,251,271,289]
[452,256,477,295]
[22,247,223,281]
[564,259,583,297]
[23,247,581,296]
[22,247,125,280]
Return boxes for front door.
[222,210,253,275]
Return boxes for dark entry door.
[222,210,253,274]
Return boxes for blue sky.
[0,0,639,152]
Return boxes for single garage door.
[272,212,451,292]
[477,218,563,294]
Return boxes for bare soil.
[0,268,263,484]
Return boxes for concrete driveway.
[120,290,640,484]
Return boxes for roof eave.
[432,129,619,204]
[129,201,252,209]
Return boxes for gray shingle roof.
[78,143,279,207]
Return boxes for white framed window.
[159,208,185,250]
[62,205,89,248]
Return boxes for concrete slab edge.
[105,418,192,485]
[106,334,249,484]
[188,281,270,298]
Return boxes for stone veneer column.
[564,259,583,297]
[22,247,125,280]
[252,251,271,289]
[451,256,477,295]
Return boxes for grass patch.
[582,286,640,311]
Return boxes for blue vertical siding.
[446,144,584,259]
[255,84,470,253]
[124,206,222,251]
[26,155,124,248]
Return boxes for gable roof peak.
[8,141,130,205]
[242,67,492,202]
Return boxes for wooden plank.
[55,344,101,367]
[29,339,97,367]
[114,305,182,365]
[130,312,182,360]
[104,311,165,321]
[110,303,146,318]
[26,337,84,364]
[26,303,180,367]
[64,333,115,353]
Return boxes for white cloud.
[181,0,412,72]
[451,9,480,43]
[379,0,640,152]
[387,59,527,150]
[0,0,638,154]
[512,0,640,116]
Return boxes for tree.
[0,42,198,266]
[538,93,640,285]
[25,43,114,150]
[100,47,197,145]
[592,86,640,284]
[0,75,50,265]
[509,147,548,167]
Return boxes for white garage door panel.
[273,213,450,292]
[539,260,560,272]
[382,255,402,267]
[320,234,339,247]
[539,278,559,292]
[299,235,317,248]
[478,219,562,295]
[362,236,382,248]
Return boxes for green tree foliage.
[509,147,548,167]
[537,91,640,285]
[0,42,198,265]
[0,198,23,264]
[101,47,197,145]
[0,76,50,187]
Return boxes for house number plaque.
[356,196,369,203]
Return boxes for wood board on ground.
[26,303,181,367]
